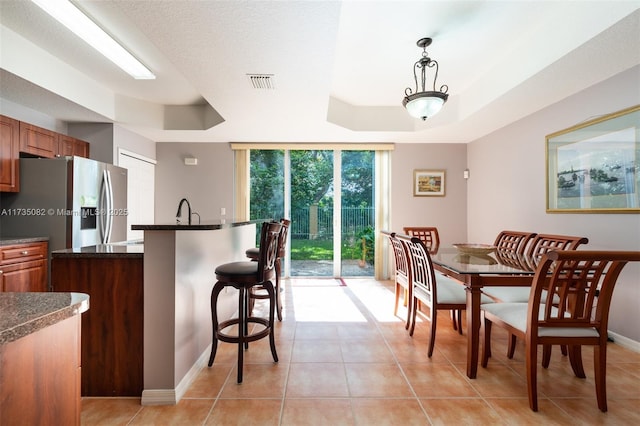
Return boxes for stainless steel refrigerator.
[1,156,128,250]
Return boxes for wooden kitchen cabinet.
[52,255,143,396]
[1,302,83,426]
[58,135,90,158]
[1,115,20,192]
[19,121,59,158]
[19,121,89,159]
[0,241,48,292]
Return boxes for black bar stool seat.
[245,247,259,259]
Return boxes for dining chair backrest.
[492,230,537,269]
[493,230,537,256]
[403,227,440,252]
[529,250,639,331]
[398,235,437,308]
[526,233,589,268]
[384,231,411,286]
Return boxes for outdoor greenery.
[290,239,332,260]
[354,226,375,264]
[249,150,375,220]
[291,150,334,210]
[290,237,373,261]
[249,150,285,219]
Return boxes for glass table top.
[431,247,536,275]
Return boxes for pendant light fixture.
[402,37,448,120]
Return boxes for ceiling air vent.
[247,74,275,90]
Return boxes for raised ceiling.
[1,1,639,143]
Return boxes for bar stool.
[246,218,290,321]
[208,221,282,383]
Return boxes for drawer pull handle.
[21,251,29,255]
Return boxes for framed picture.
[414,170,445,197]
[546,105,640,213]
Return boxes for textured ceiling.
[1,0,639,143]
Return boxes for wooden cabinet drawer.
[0,242,48,265]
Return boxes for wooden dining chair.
[398,234,493,357]
[481,250,640,412]
[494,230,537,261]
[403,227,440,252]
[382,230,412,329]
[481,230,537,303]
[483,233,589,359]
[403,226,465,332]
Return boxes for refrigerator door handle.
[99,170,108,243]
[99,170,114,244]
[105,170,114,243]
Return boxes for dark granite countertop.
[132,219,264,231]
[0,292,89,345]
[52,243,143,258]
[0,236,49,246]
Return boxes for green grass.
[290,238,361,261]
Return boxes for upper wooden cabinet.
[1,117,91,192]
[19,122,58,158]
[0,115,20,192]
[58,135,90,158]
[18,121,89,159]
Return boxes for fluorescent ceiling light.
[31,0,155,80]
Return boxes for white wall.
[155,143,234,224]
[67,123,156,164]
[390,143,468,246]
[114,125,156,162]
[67,123,113,163]
[467,65,640,341]
[0,97,66,133]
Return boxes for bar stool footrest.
[216,317,271,343]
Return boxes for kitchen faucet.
[176,198,192,225]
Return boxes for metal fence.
[252,206,375,240]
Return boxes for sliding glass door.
[248,148,375,277]
[290,150,334,276]
[340,151,375,277]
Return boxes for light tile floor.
[81,278,640,425]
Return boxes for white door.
[118,149,156,241]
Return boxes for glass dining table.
[430,247,537,379]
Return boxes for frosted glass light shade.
[403,91,448,120]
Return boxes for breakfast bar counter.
[131,220,258,405]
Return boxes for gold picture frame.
[414,170,445,197]
[546,105,640,213]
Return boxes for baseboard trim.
[141,345,212,406]
[608,330,640,353]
